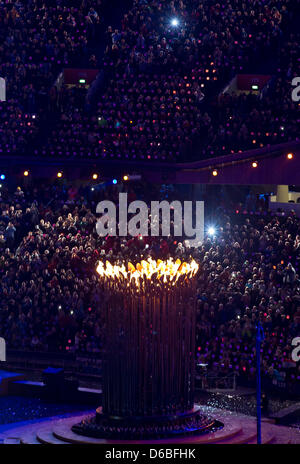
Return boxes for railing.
[4,350,102,381]
[263,373,300,398]
[197,372,237,391]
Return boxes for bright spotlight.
[208,227,216,236]
[112,179,117,185]
[287,153,293,160]
[92,173,98,180]
[171,18,179,27]
[123,175,129,181]
[24,170,29,177]
[57,172,63,178]
[0,174,5,180]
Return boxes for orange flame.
[96,258,198,288]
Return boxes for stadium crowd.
[0,0,103,154]
[0,180,299,393]
[0,0,298,160]
[38,0,299,160]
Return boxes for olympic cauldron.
[72,258,222,439]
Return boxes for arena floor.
[0,405,299,444]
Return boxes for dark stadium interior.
[0,0,299,446]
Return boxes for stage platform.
[270,403,300,425]
[0,370,25,396]
[9,379,102,404]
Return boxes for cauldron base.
[71,406,223,440]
